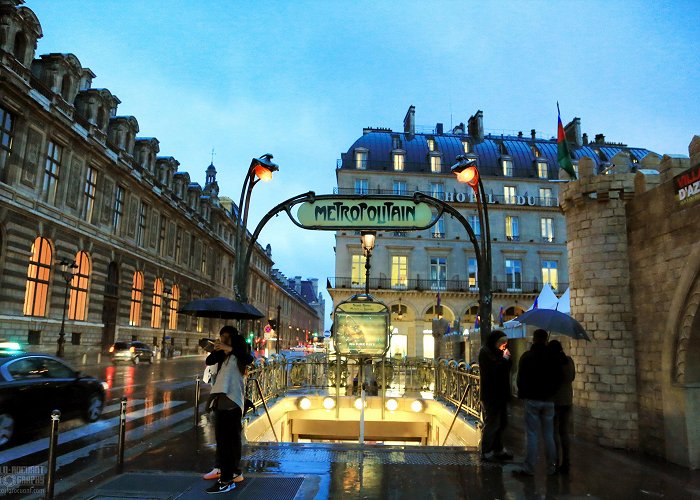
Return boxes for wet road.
[0,355,208,497]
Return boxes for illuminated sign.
[334,298,389,356]
[675,164,700,206]
[297,198,434,230]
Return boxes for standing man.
[478,330,514,461]
[514,329,562,476]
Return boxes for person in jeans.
[203,326,254,494]
[478,330,514,461]
[514,329,562,476]
[548,339,576,474]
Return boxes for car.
[0,352,107,448]
[109,341,154,365]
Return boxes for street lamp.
[451,155,493,343]
[56,259,78,357]
[360,230,376,295]
[234,154,279,303]
[161,287,172,359]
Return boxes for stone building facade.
[0,1,320,359]
[560,138,700,467]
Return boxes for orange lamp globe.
[456,166,479,188]
[254,164,274,182]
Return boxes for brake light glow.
[108,346,115,353]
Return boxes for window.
[468,258,478,290]
[393,180,407,195]
[351,254,366,288]
[430,182,444,200]
[42,141,62,205]
[537,161,548,179]
[68,251,90,321]
[168,285,179,329]
[505,259,522,291]
[81,166,97,221]
[0,106,13,171]
[462,141,469,154]
[71,332,81,345]
[391,256,408,289]
[541,218,554,242]
[542,260,559,290]
[174,225,183,263]
[151,278,164,329]
[23,237,52,316]
[468,215,481,238]
[393,153,404,171]
[112,185,124,234]
[504,186,516,204]
[135,202,147,246]
[427,138,435,151]
[392,136,401,150]
[157,214,167,256]
[430,257,446,290]
[505,216,519,241]
[502,158,513,176]
[430,155,441,173]
[539,188,553,206]
[201,245,208,274]
[354,179,368,195]
[432,217,445,239]
[355,150,367,170]
[129,271,144,326]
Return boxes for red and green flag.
[557,102,577,179]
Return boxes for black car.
[109,341,154,365]
[0,353,107,448]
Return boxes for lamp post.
[56,259,78,357]
[276,304,281,354]
[360,231,376,295]
[161,287,172,359]
[234,154,279,303]
[451,155,493,343]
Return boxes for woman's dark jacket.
[478,332,512,404]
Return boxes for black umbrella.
[178,296,265,320]
[514,309,591,341]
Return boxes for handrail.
[442,384,473,446]
[248,377,279,442]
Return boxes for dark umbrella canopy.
[514,309,591,341]
[178,297,265,320]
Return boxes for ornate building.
[0,1,320,359]
[328,105,660,360]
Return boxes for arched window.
[151,278,164,328]
[129,271,144,326]
[168,285,179,330]
[68,251,90,321]
[60,74,72,101]
[13,32,27,64]
[23,237,52,316]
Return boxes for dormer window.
[532,145,541,158]
[462,140,470,154]
[427,138,436,151]
[355,149,368,170]
[502,158,513,176]
[537,160,548,179]
[393,152,404,171]
[430,155,441,173]
[392,135,401,150]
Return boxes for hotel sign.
[297,196,435,230]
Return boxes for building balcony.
[327,277,568,295]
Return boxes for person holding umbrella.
[203,325,254,494]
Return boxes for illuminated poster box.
[334,299,389,356]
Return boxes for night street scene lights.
[161,287,172,359]
[56,258,78,357]
[360,230,376,295]
[234,154,279,303]
[451,155,493,343]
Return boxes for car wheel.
[133,355,140,365]
[84,393,103,422]
[0,413,15,448]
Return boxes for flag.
[498,306,504,326]
[533,297,539,309]
[557,102,577,179]
[474,315,480,330]
[436,291,443,316]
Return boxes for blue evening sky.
[28,1,700,322]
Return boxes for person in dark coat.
[478,329,513,460]
[549,339,575,474]
[514,329,562,476]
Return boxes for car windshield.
[113,342,129,350]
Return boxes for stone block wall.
[559,157,640,449]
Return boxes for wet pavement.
[57,414,700,499]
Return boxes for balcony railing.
[327,276,567,295]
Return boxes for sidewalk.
[59,414,700,499]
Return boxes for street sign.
[323,330,331,338]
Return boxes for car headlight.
[101,381,110,391]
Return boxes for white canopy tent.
[503,284,571,339]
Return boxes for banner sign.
[334,297,389,356]
[297,197,434,230]
[674,164,700,206]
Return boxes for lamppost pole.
[276,304,281,354]
[56,259,77,358]
[451,156,493,344]
[234,154,279,303]
[161,287,172,359]
[360,231,376,295]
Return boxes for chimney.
[468,110,484,142]
[595,133,605,144]
[582,133,589,145]
[403,105,415,140]
[531,129,537,141]
[294,276,302,293]
[565,117,583,147]
[452,122,466,135]
[436,123,443,135]
[518,131,523,138]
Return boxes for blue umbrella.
[514,308,590,341]
[179,296,264,320]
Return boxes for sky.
[27,1,700,322]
